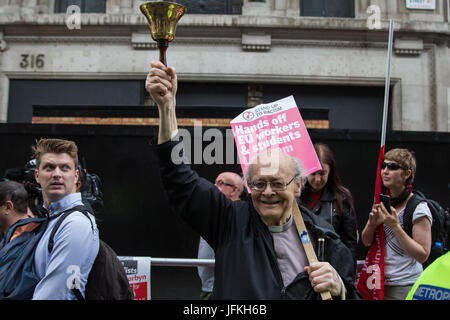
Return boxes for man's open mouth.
[260,200,281,205]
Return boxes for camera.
[77,164,104,215]
[3,159,44,216]
[23,159,43,202]
[3,159,103,217]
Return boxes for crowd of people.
[0,60,448,300]
[145,60,446,300]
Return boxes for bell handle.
[157,39,169,67]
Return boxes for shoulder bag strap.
[47,205,93,253]
[403,193,425,237]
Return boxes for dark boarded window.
[55,0,106,13]
[301,0,354,18]
[175,0,242,14]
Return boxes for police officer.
[406,251,450,300]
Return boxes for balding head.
[246,149,302,184]
[214,172,244,201]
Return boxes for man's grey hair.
[236,176,245,197]
[292,157,304,184]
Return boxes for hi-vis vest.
[406,252,450,300]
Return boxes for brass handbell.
[140,1,186,66]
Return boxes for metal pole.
[380,19,394,147]
[150,258,215,267]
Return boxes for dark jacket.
[155,139,361,300]
[298,187,358,263]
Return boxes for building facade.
[0,0,449,131]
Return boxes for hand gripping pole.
[292,202,333,300]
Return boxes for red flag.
[356,145,385,300]
[356,19,394,300]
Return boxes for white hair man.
[146,60,360,300]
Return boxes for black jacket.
[298,187,358,262]
[155,139,361,300]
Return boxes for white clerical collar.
[268,215,293,233]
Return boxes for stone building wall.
[0,0,449,131]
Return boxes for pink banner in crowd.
[230,96,321,185]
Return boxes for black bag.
[0,216,48,300]
[48,205,134,300]
[403,191,450,269]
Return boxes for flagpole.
[380,19,394,150]
[374,19,394,204]
[371,18,394,300]
[357,19,395,301]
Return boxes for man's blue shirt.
[33,193,99,300]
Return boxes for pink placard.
[231,96,321,184]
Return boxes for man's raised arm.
[145,60,179,144]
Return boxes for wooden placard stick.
[292,201,333,300]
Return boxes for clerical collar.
[268,215,293,233]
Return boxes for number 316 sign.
[19,54,45,69]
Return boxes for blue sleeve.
[32,213,99,300]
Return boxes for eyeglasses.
[249,175,298,191]
[381,162,407,171]
[215,180,235,188]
